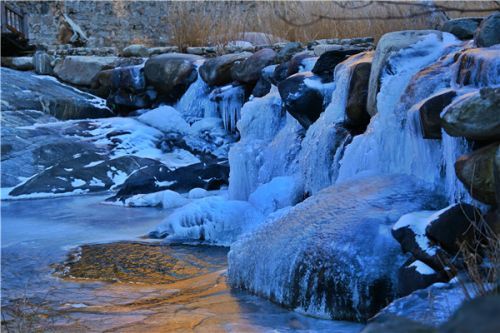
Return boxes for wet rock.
[272,62,290,85]
[0,67,113,120]
[276,42,303,62]
[33,51,53,75]
[251,76,272,97]
[229,175,443,321]
[397,258,449,297]
[53,55,120,86]
[440,295,500,333]
[121,44,149,57]
[199,52,252,86]
[1,56,34,71]
[475,12,500,47]
[368,30,443,116]
[346,52,373,129]
[287,51,316,75]
[441,17,482,40]
[144,53,202,102]
[455,47,500,87]
[455,143,498,205]
[312,47,366,77]
[278,72,327,129]
[231,48,276,84]
[361,314,436,333]
[425,203,480,253]
[441,88,500,141]
[418,89,457,139]
[114,160,230,199]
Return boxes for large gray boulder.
[53,56,119,86]
[440,17,482,40]
[475,12,500,47]
[144,53,202,102]
[0,67,113,120]
[367,30,443,116]
[199,52,252,86]
[455,143,498,205]
[228,175,443,321]
[231,48,276,84]
[441,88,500,141]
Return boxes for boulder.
[361,315,436,333]
[276,42,303,62]
[199,52,252,86]
[224,40,255,53]
[229,175,443,321]
[0,67,113,120]
[441,88,500,141]
[33,51,53,75]
[397,259,448,297]
[278,72,327,129]
[287,51,316,74]
[425,203,480,253]
[367,30,443,116]
[251,77,272,97]
[475,12,500,47]
[121,44,149,57]
[455,143,498,205]
[231,48,276,84]
[272,61,290,84]
[1,57,34,71]
[440,295,500,333]
[346,52,373,129]
[455,47,500,87]
[418,89,457,139]
[148,46,179,56]
[312,47,366,77]
[143,53,202,102]
[440,17,483,40]
[53,56,122,86]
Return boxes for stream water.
[1,194,363,332]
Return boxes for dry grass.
[165,1,499,50]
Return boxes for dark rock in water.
[361,314,436,333]
[231,48,276,84]
[440,295,500,333]
[441,17,483,40]
[418,89,457,139]
[441,88,500,141]
[474,12,500,47]
[114,160,229,200]
[425,203,480,254]
[251,76,272,97]
[346,52,373,130]
[312,47,366,77]
[397,258,448,297]
[272,62,290,85]
[144,53,202,102]
[199,52,252,86]
[9,155,162,197]
[455,143,498,205]
[0,67,113,119]
[276,42,303,62]
[278,72,328,129]
[228,175,443,321]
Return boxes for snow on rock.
[137,105,190,135]
[188,188,209,199]
[228,175,442,321]
[120,189,189,208]
[153,196,265,246]
[248,176,304,215]
[409,260,436,275]
[184,117,236,159]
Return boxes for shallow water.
[1,194,363,332]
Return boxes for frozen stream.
[1,194,362,332]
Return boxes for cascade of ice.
[211,85,246,133]
[175,73,218,122]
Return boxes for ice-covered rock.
[120,189,189,208]
[188,187,209,199]
[228,175,443,321]
[248,176,304,215]
[137,105,190,135]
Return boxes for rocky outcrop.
[278,72,328,129]
[455,143,498,205]
[143,53,202,102]
[346,52,373,129]
[231,48,276,84]
[474,12,500,47]
[441,88,500,141]
[419,89,457,139]
[367,30,443,116]
[440,17,482,40]
[199,52,252,86]
[0,67,113,120]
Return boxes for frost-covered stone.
[137,105,190,135]
[228,175,442,321]
[248,176,303,215]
